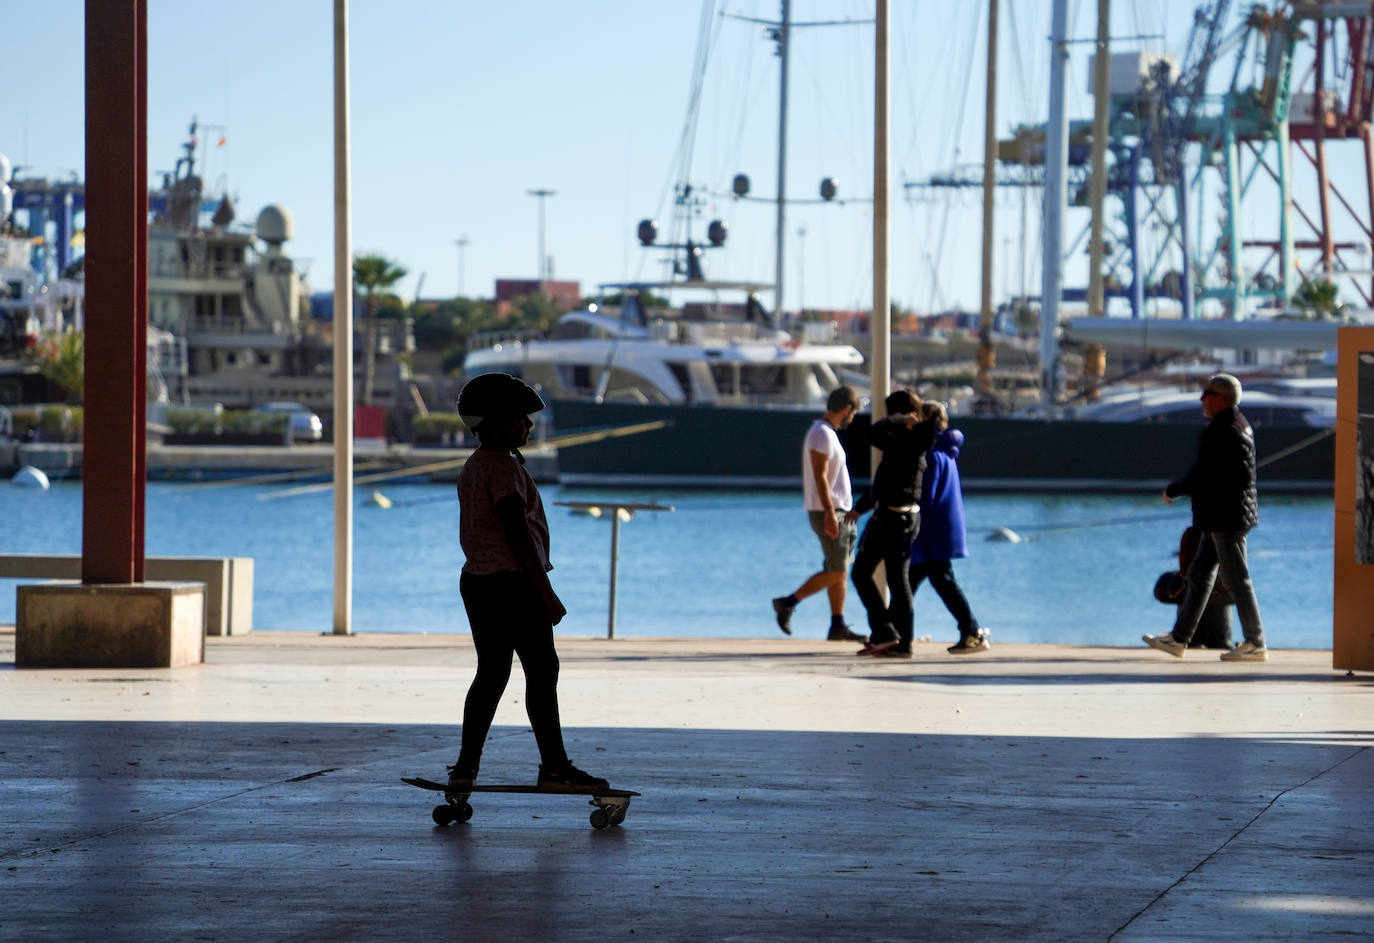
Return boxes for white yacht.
[463,281,865,408]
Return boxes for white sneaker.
[1143,633,1185,658]
[1220,641,1268,662]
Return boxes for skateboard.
[402,777,640,830]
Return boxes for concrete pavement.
[0,632,1370,941]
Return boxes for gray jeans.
[1172,530,1265,647]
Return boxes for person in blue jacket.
[907,401,991,655]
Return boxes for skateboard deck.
[402,777,640,829]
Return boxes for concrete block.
[226,557,254,635]
[16,581,205,668]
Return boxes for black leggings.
[908,559,979,639]
[455,571,568,775]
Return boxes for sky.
[6,0,1371,315]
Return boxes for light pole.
[527,188,556,290]
[454,234,470,298]
[796,223,807,317]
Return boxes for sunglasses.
[1200,390,1221,400]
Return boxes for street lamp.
[527,188,556,290]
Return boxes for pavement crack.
[1105,745,1369,942]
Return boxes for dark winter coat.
[1164,406,1258,532]
[910,429,968,563]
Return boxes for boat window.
[668,363,693,402]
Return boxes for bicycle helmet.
[457,373,545,431]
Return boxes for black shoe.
[537,763,610,791]
[827,624,867,642]
[878,647,913,659]
[446,764,476,791]
[772,597,795,635]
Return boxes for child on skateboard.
[448,373,608,792]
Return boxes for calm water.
[1,481,1335,649]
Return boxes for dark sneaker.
[948,630,991,655]
[1143,633,1186,658]
[827,624,867,642]
[772,597,795,635]
[857,636,899,655]
[878,646,913,659]
[537,763,610,791]
[446,764,476,792]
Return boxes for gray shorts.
[808,510,858,573]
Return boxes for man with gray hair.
[1144,373,1268,661]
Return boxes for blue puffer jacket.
[910,428,968,563]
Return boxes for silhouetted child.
[447,373,608,791]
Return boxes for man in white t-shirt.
[771,386,867,641]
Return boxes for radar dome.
[255,204,294,245]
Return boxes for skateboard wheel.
[456,802,473,823]
[432,805,457,827]
[589,808,611,830]
[610,806,627,826]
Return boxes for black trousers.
[908,559,979,640]
[455,570,568,775]
[852,509,919,646]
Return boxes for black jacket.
[853,415,938,514]
[1165,406,1258,532]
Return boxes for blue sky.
[7,1,1368,314]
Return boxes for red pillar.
[82,0,148,585]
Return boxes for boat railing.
[679,321,775,345]
[188,315,293,336]
[468,328,543,351]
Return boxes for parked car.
[252,401,323,442]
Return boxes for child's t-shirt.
[457,448,552,575]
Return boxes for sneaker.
[537,763,610,791]
[1143,633,1186,658]
[772,597,795,636]
[878,646,913,659]
[857,636,899,655]
[446,764,476,792]
[1220,641,1268,662]
[827,624,867,642]
[948,631,991,655]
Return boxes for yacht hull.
[550,399,1334,493]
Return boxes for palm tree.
[353,254,408,405]
[30,329,84,403]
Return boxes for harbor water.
[2,481,1335,649]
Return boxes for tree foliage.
[1289,277,1347,320]
[27,329,84,402]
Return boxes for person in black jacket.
[851,389,938,656]
[1144,374,1268,662]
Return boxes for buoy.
[369,490,393,509]
[987,526,1022,543]
[12,465,50,490]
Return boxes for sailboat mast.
[775,0,791,316]
[978,0,999,393]
[1041,0,1070,413]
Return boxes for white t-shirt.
[801,418,851,512]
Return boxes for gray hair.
[1206,373,1242,407]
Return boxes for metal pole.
[1315,20,1335,279]
[455,234,469,297]
[979,0,999,380]
[82,0,148,586]
[1224,119,1246,319]
[607,513,620,640]
[872,0,890,462]
[528,189,555,289]
[1087,0,1109,319]
[1041,0,1070,412]
[332,0,354,635]
[775,0,791,316]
